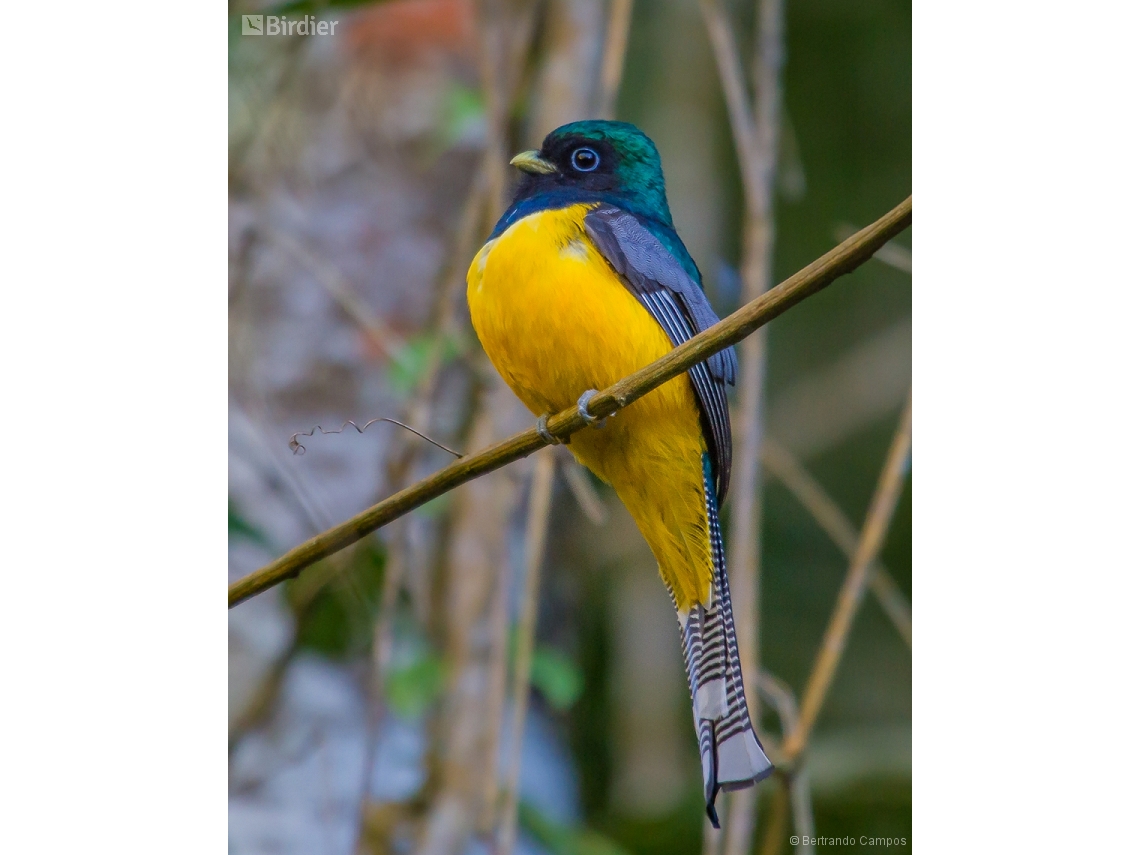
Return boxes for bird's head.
[508,120,673,227]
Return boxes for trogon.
[466,120,773,825]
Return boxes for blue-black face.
[508,120,674,227]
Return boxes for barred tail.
[677,459,774,827]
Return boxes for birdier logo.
[241,14,339,36]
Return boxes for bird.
[466,120,772,825]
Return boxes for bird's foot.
[535,414,561,445]
[577,389,607,429]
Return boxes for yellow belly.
[466,203,714,610]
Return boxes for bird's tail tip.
[717,727,774,790]
[702,723,775,828]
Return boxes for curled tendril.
[289,418,463,458]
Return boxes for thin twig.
[494,447,556,855]
[702,0,786,850]
[757,782,788,855]
[227,196,912,608]
[698,0,761,198]
[750,0,786,216]
[353,151,494,845]
[267,226,403,361]
[419,394,519,854]
[229,546,375,778]
[559,455,609,525]
[753,670,815,854]
[754,668,798,738]
[289,418,463,458]
[703,814,722,855]
[352,499,417,854]
[227,638,297,755]
[395,164,490,448]
[788,772,816,855]
[782,390,913,762]
[231,403,335,535]
[722,0,785,701]
[477,0,515,219]
[472,3,549,836]
[762,439,912,647]
[835,224,912,274]
[596,0,635,120]
[420,6,547,848]
[350,128,498,855]
[232,35,311,191]
[480,502,513,833]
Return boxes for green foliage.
[518,802,634,855]
[596,790,707,855]
[569,573,615,820]
[229,499,272,550]
[438,83,485,150]
[530,645,585,711]
[813,778,912,853]
[386,332,462,397]
[506,627,586,711]
[288,542,386,659]
[384,645,446,719]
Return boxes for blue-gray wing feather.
[584,206,736,504]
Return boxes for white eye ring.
[571,147,600,172]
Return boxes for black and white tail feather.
[671,462,774,827]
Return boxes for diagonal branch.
[265,226,403,361]
[560,454,609,525]
[782,390,913,762]
[494,447,556,855]
[752,669,815,855]
[228,195,912,608]
[762,438,912,647]
[698,0,761,199]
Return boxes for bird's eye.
[571,147,600,172]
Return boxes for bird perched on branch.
[466,120,772,825]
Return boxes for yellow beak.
[509,150,558,175]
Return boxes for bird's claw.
[577,389,607,429]
[536,414,560,445]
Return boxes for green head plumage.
[507,120,675,229]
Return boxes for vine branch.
[228,195,911,608]
[782,389,913,761]
[288,417,463,458]
[762,438,912,647]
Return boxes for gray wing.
[584,206,737,504]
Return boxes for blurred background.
[228,1,911,853]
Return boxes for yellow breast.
[467,204,670,413]
[466,203,715,611]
